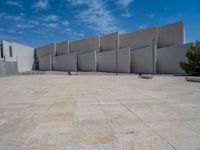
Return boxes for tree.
[180,41,200,76]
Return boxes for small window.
[0,44,3,58]
[9,46,12,57]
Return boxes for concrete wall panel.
[157,43,192,74]
[11,42,34,58]
[131,47,154,74]
[78,51,96,71]
[120,28,157,50]
[0,61,18,77]
[39,55,52,71]
[56,40,69,56]
[100,32,119,52]
[12,42,34,72]
[118,48,131,73]
[17,57,34,72]
[53,53,77,71]
[97,48,131,73]
[2,41,34,72]
[70,36,100,54]
[158,21,184,48]
[36,43,55,58]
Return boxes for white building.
[0,40,34,72]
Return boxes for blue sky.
[0,0,199,48]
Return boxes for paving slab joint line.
[20,93,59,149]
[97,100,121,146]
[118,101,178,150]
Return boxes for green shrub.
[180,41,200,76]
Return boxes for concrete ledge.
[185,76,200,83]
[18,71,45,75]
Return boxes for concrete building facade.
[0,40,34,76]
[35,21,190,75]
[0,21,193,76]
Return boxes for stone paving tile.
[0,75,200,150]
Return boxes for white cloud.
[67,0,124,34]
[121,9,133,18]
[117,0,134,8]
[62,21,69,26]
[6,1,22,8]
[16,24,34,29]
[2,13,24,22]
[32,0,49,10]
[149,13,155,19]
[45,15,59,21]
[45,23,59,28]
[138,24,148,30]
[8,29,24,34]
[28,20,40,25]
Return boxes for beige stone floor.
[0,74,200,150]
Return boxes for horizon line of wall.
[36,21,191,74]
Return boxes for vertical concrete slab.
[17,57,34,72]
[2,40,11,58]
[157,43,192,74]
[158,21,184,48]
[70,36,100,54]
[39,55,52,71]
[131,47,154,74]
[53,53,77,71]
[56,40,69,56]
[11,42,34,72]
[78,51,96,71]
[118,47,131,73]
[120,28,157,50]
[0,61,18,77]
[36,43,56,58]
[100,32,119,52]
[97,48,131,73]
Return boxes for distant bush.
[180,41,200,76]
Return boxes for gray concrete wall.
[0,61,18,77]
[120,28,157,50]
[56,40,69,56]
[70,36,100,54]
[97,47,131,73]
[2,40,34,72]
[100,32,119,52]
[157,43,192,74]
[131,46,154,74]
[118,47,131,73]
[158,21,184,48]
[11,42,34,72]
[17,57,34,72]
[78,51,96,71]
[36,43,55,58]
[53,53,77,71]
[39,55,52,71]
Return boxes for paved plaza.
[0,74,200,150]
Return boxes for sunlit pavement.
[0,74,200,150]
